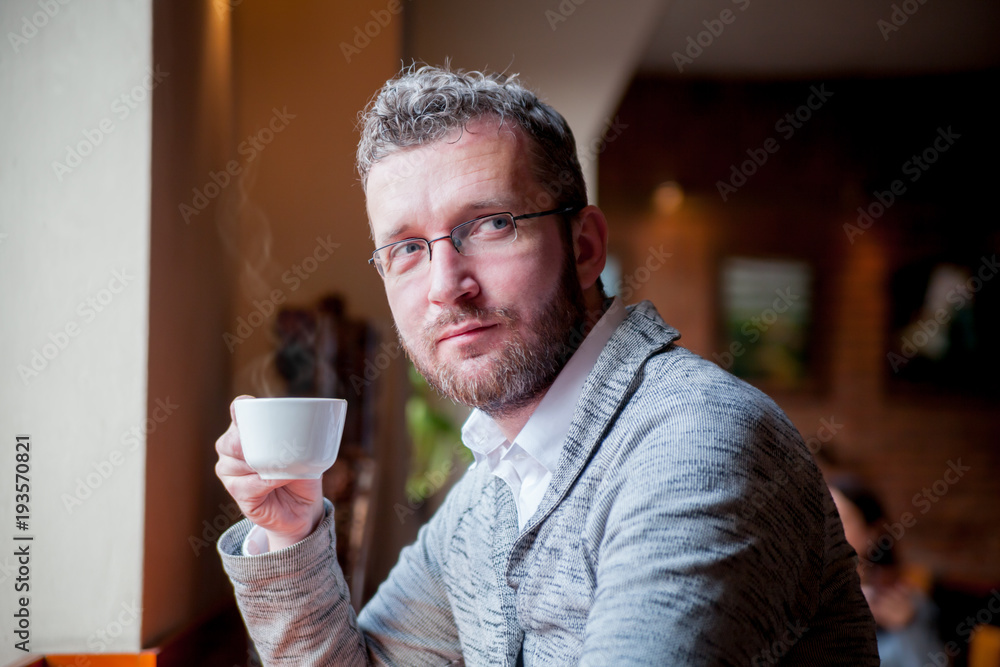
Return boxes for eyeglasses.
[368,206,577,279]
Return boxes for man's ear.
[572,205,609,290]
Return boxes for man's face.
[366,117,586,416]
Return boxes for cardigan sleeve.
[218,498,464,666]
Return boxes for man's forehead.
[366,120,535,239]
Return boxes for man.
[216,65,878,665]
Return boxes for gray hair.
[356,64,588,212]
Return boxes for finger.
[230,394,255,425]
[215,448,257,479]
[215,454,288,498]
[215,421,245,460]
[226,474,295,511]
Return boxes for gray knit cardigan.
[219,301,879,666]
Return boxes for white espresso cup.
[234,397,347,480]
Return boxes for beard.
[398,252,587,418]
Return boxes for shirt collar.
[462,297,627,472]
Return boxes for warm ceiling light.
[653,181,685,215]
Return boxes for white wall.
[0,0,151,661]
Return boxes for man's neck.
[490,394,546,443]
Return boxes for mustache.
[425,303,517,336]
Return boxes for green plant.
[404,363,471,503]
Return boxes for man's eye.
[389,241,425,261]
[475,216,510,234]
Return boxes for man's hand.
[215,396,325,552]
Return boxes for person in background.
[829,475,945,666]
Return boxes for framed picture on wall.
[718,256,814,390]
[886,255,1000,395]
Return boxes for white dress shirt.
[244,298,627,553]
[461,298,626,530]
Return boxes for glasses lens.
[379,240,429,277]
[453,213,516,256]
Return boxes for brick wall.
[599,73,1000,586]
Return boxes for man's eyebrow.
[381,223,416,244]
[466,198,510,212]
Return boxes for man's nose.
[426,238,479,305]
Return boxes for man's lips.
[436,322,497,345]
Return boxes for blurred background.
[1,0,998,665]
